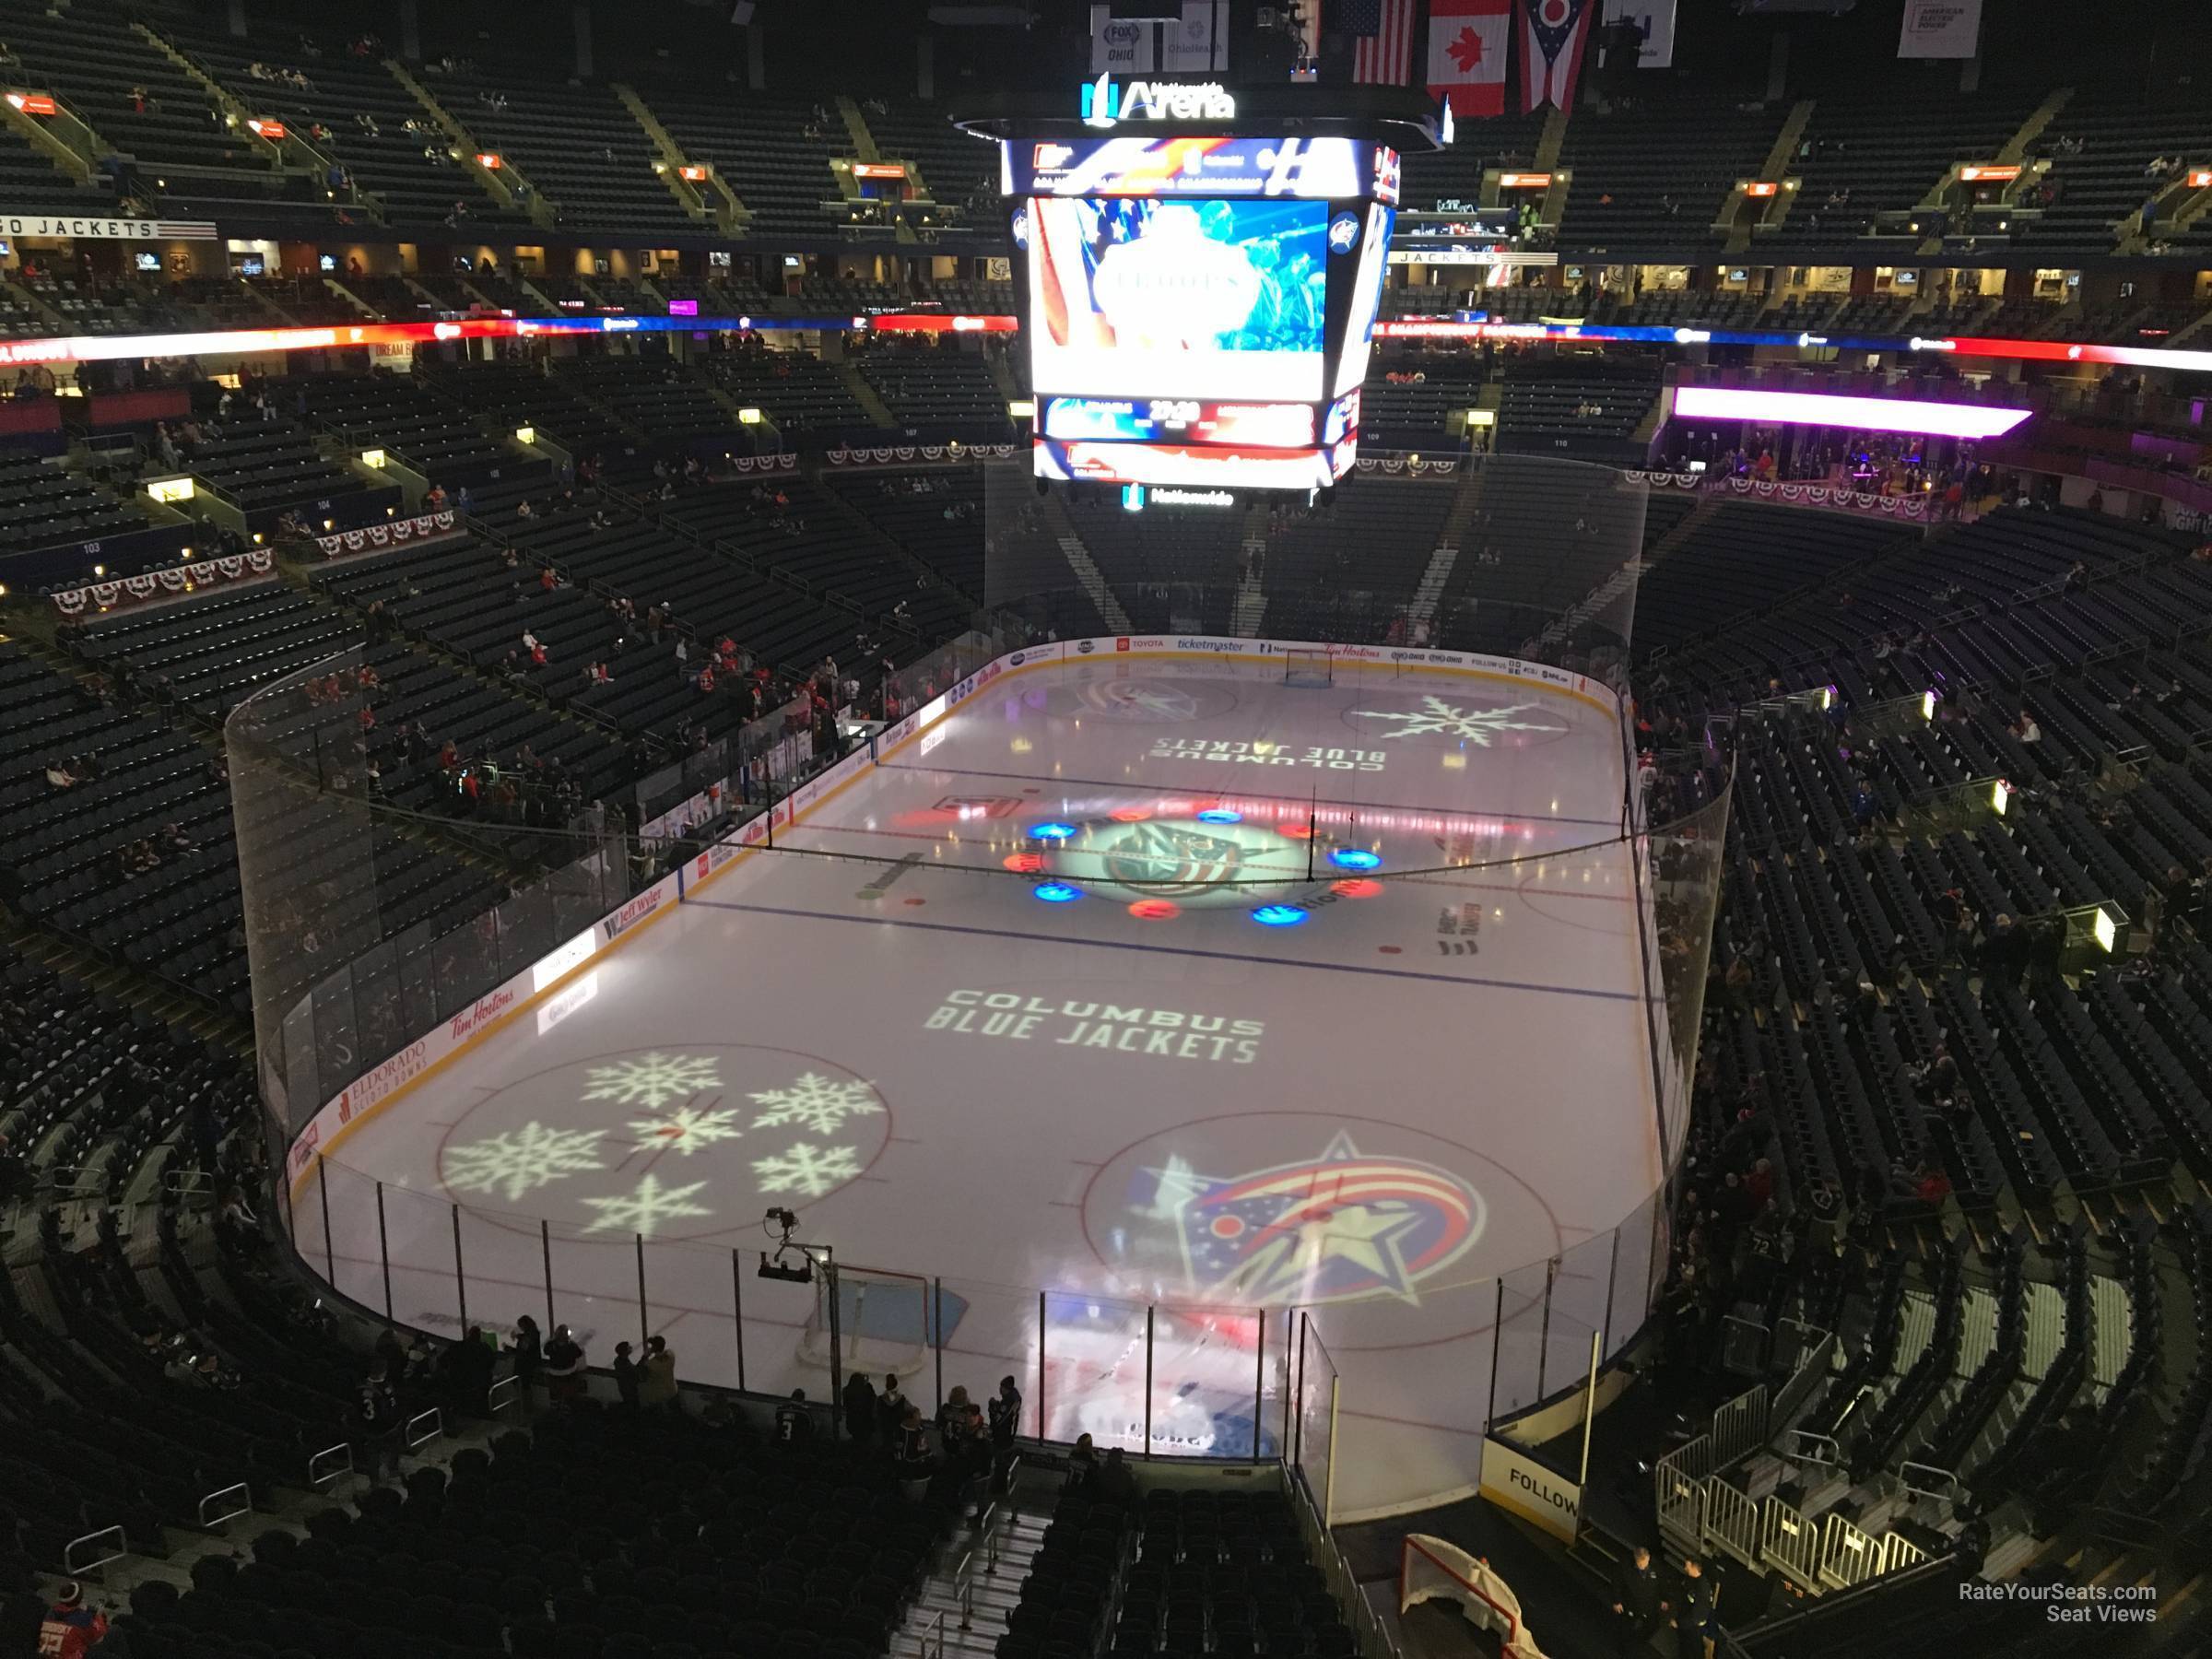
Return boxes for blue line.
[873,759,1624,829]
[687,897,1643,1003]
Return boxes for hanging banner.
[1600,0,1676,68]
[1519,0,1595,112]
[0,211,217,241]
[1429,0,1512,115]
[1898,0,1983,58]
[1161,1,1226,72]
[1089,3,1154,72]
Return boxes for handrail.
[405,1406,444,1450]
[64,1524,127,1577]
[197,1481,252,1529]
[920,1607,947,1659]
[488,1374,521,1416]
[307,1441,355,1488]
[951,1492,1010,1631]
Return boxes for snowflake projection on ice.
[752,1141,863,1199]
[747,1072,885,1136]
[580,1172,713,1237]
[580,1052,721,1112]
[1350,696,1565,747]
[627,1103,745,1156]
[442,1121,607,1204]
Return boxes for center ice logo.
[1142,1131,1485,1306]
[1099,820,1246,895]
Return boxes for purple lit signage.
[1672,385,2031,441]
[667,299,700,317]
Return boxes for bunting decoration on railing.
[724,453,798,475]
[1723,476,1928,517]
[1350,453,1458,477]
[823,444,1019,468]
[314,510,462,559]
[51,547,276,615]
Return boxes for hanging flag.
[1897,0,1983,58]
[1599,0,1675,68]
[1519,0,1594,112]
[1353,0,1418,86]
[1427,0,1510,115]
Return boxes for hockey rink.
[300,652,1665,1518]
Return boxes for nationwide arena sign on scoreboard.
[993,80,1413,493]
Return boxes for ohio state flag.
[1428,0,1510,115]
[1519,0,1595,112]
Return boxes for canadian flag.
[1428,0,1510,116]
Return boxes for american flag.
[1349,0,1418,85]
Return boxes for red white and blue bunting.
[1720,477,1929,517]
[824,444,1020,467]
[1351,454,1458,477]
[314,510,462,559]
[725,453,798,475]
[52,547,275,616]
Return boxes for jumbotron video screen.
[1003,119,1398,491]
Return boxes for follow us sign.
[1479,1438,1583,1544]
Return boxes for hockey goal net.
[798,1264,932,1386]
[1401,1535,1549,1659]
[1283,648,1334,687]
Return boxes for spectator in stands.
[44,759,79,791]
[988,1374,1022,1486]
[877,1373,912,1446]
[1982,913,2029,987]
[445,1324,495,1417]
[504,1314,543,1405]
[610,1339,640,1409]
[776,1389,815,1445]
[640,1333,677,1408]
[2011,709,2041,745]
[842,1368,877,1444]
[895,1403,931,1475]
[356,1361,403,1482]
[1067,1432,1100,1490]
[1672,1557,1716,1658]
[543,1324,586,1406]
[39,1583,109,1658]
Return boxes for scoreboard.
[971,81,1441,493]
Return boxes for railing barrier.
[1818,1512,1881,1590]
[920,1607,947,1659]
[1898,1460,1959,1503]
[488,1375,521,1417]
[1783,1428,1841,1468]
[1710,1383,1770,1468]
[1702,1477,1762,1570]
[405,1406,444,1451]
[196,1482,252,1530]
[1880,1532,1929,1575]
[64,1525,127,1580]
[1757,1495,1823,1590]
[308,1441,355,1489]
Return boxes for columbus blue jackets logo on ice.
[1077,679,1202,723]
[1100,821,1245,895]
[1146,1132,1484,1305]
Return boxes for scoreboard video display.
[996,95,1404,493]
